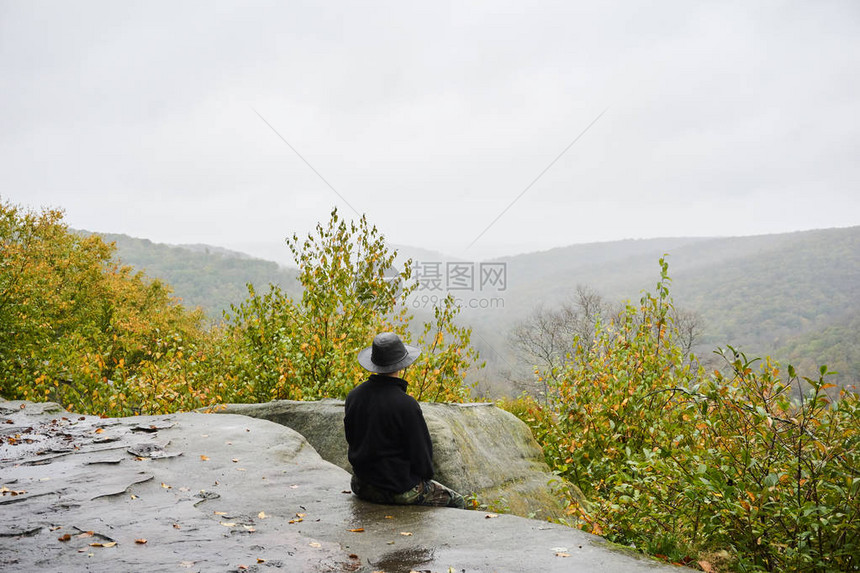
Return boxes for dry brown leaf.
[58,534,71,542]
[555,552,571,557]
[295,512,306,518]
[256,558,265,564]
[308,542,321,548]
[77,531,94,538]
[400,532,413,536]
[160,482,171,489]
[214,511,227,515]
[698,560,715,573]
[90,541,117,548]
[94,428,104,434]
[220,521,237,527]
[135,539,147,544]
[384,515,394,519]
[348,528,365,533]
[232,458,239,463]
[200,455,209,461]
[172,523,181,529]
[485,513,499,519]
[257,511,267,519]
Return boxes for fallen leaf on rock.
[296,513,306,518]
[89,541,117,548]
[94,428,104,434]
[173,523,181,529]
[555,552,571,558]
[400,531,413,536]
[384,515,394,519]
[232,459,239,463]
[291,485,300,489]
[485,513,499,519]
[243,525,256,532]
[200,455,209,461]
[257,511,267,519]
[257,558,265,563]
[348,528,365,533]
[58,534,71,541]
[349,554,359,559]
[135,539,147,544]
[179,561,195,568]
[238,565,248,570]
[77,531,94,538]
[309,542,321,548]
[220,522,237,527]
[161,482,171,489]
[214,511,227,515]
[130,494,138,500]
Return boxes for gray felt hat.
[357,332,421,374]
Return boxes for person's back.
[343,332,465,509]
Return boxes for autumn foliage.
[0,201,478,416]
[503,258,860,571]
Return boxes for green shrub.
[503,258,860,571]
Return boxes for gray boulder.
[213,400,578,520]
[1,399,688,572]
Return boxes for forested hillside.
[80,226,859,390]
[89,232,301,319]
[464,226,860,392]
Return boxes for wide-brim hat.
[358,332,421,374]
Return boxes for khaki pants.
[351,475,466,509]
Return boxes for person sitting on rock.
[344,332,466,509]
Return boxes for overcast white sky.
[1,1,858,263]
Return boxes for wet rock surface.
[1,400,688,572]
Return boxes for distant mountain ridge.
[468,226,860,390]
[88,226,859,390]
[86,231,300,319]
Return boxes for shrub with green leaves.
[224,208,479,403]
[504,258,860,571]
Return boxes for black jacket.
[343,374,434,493]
